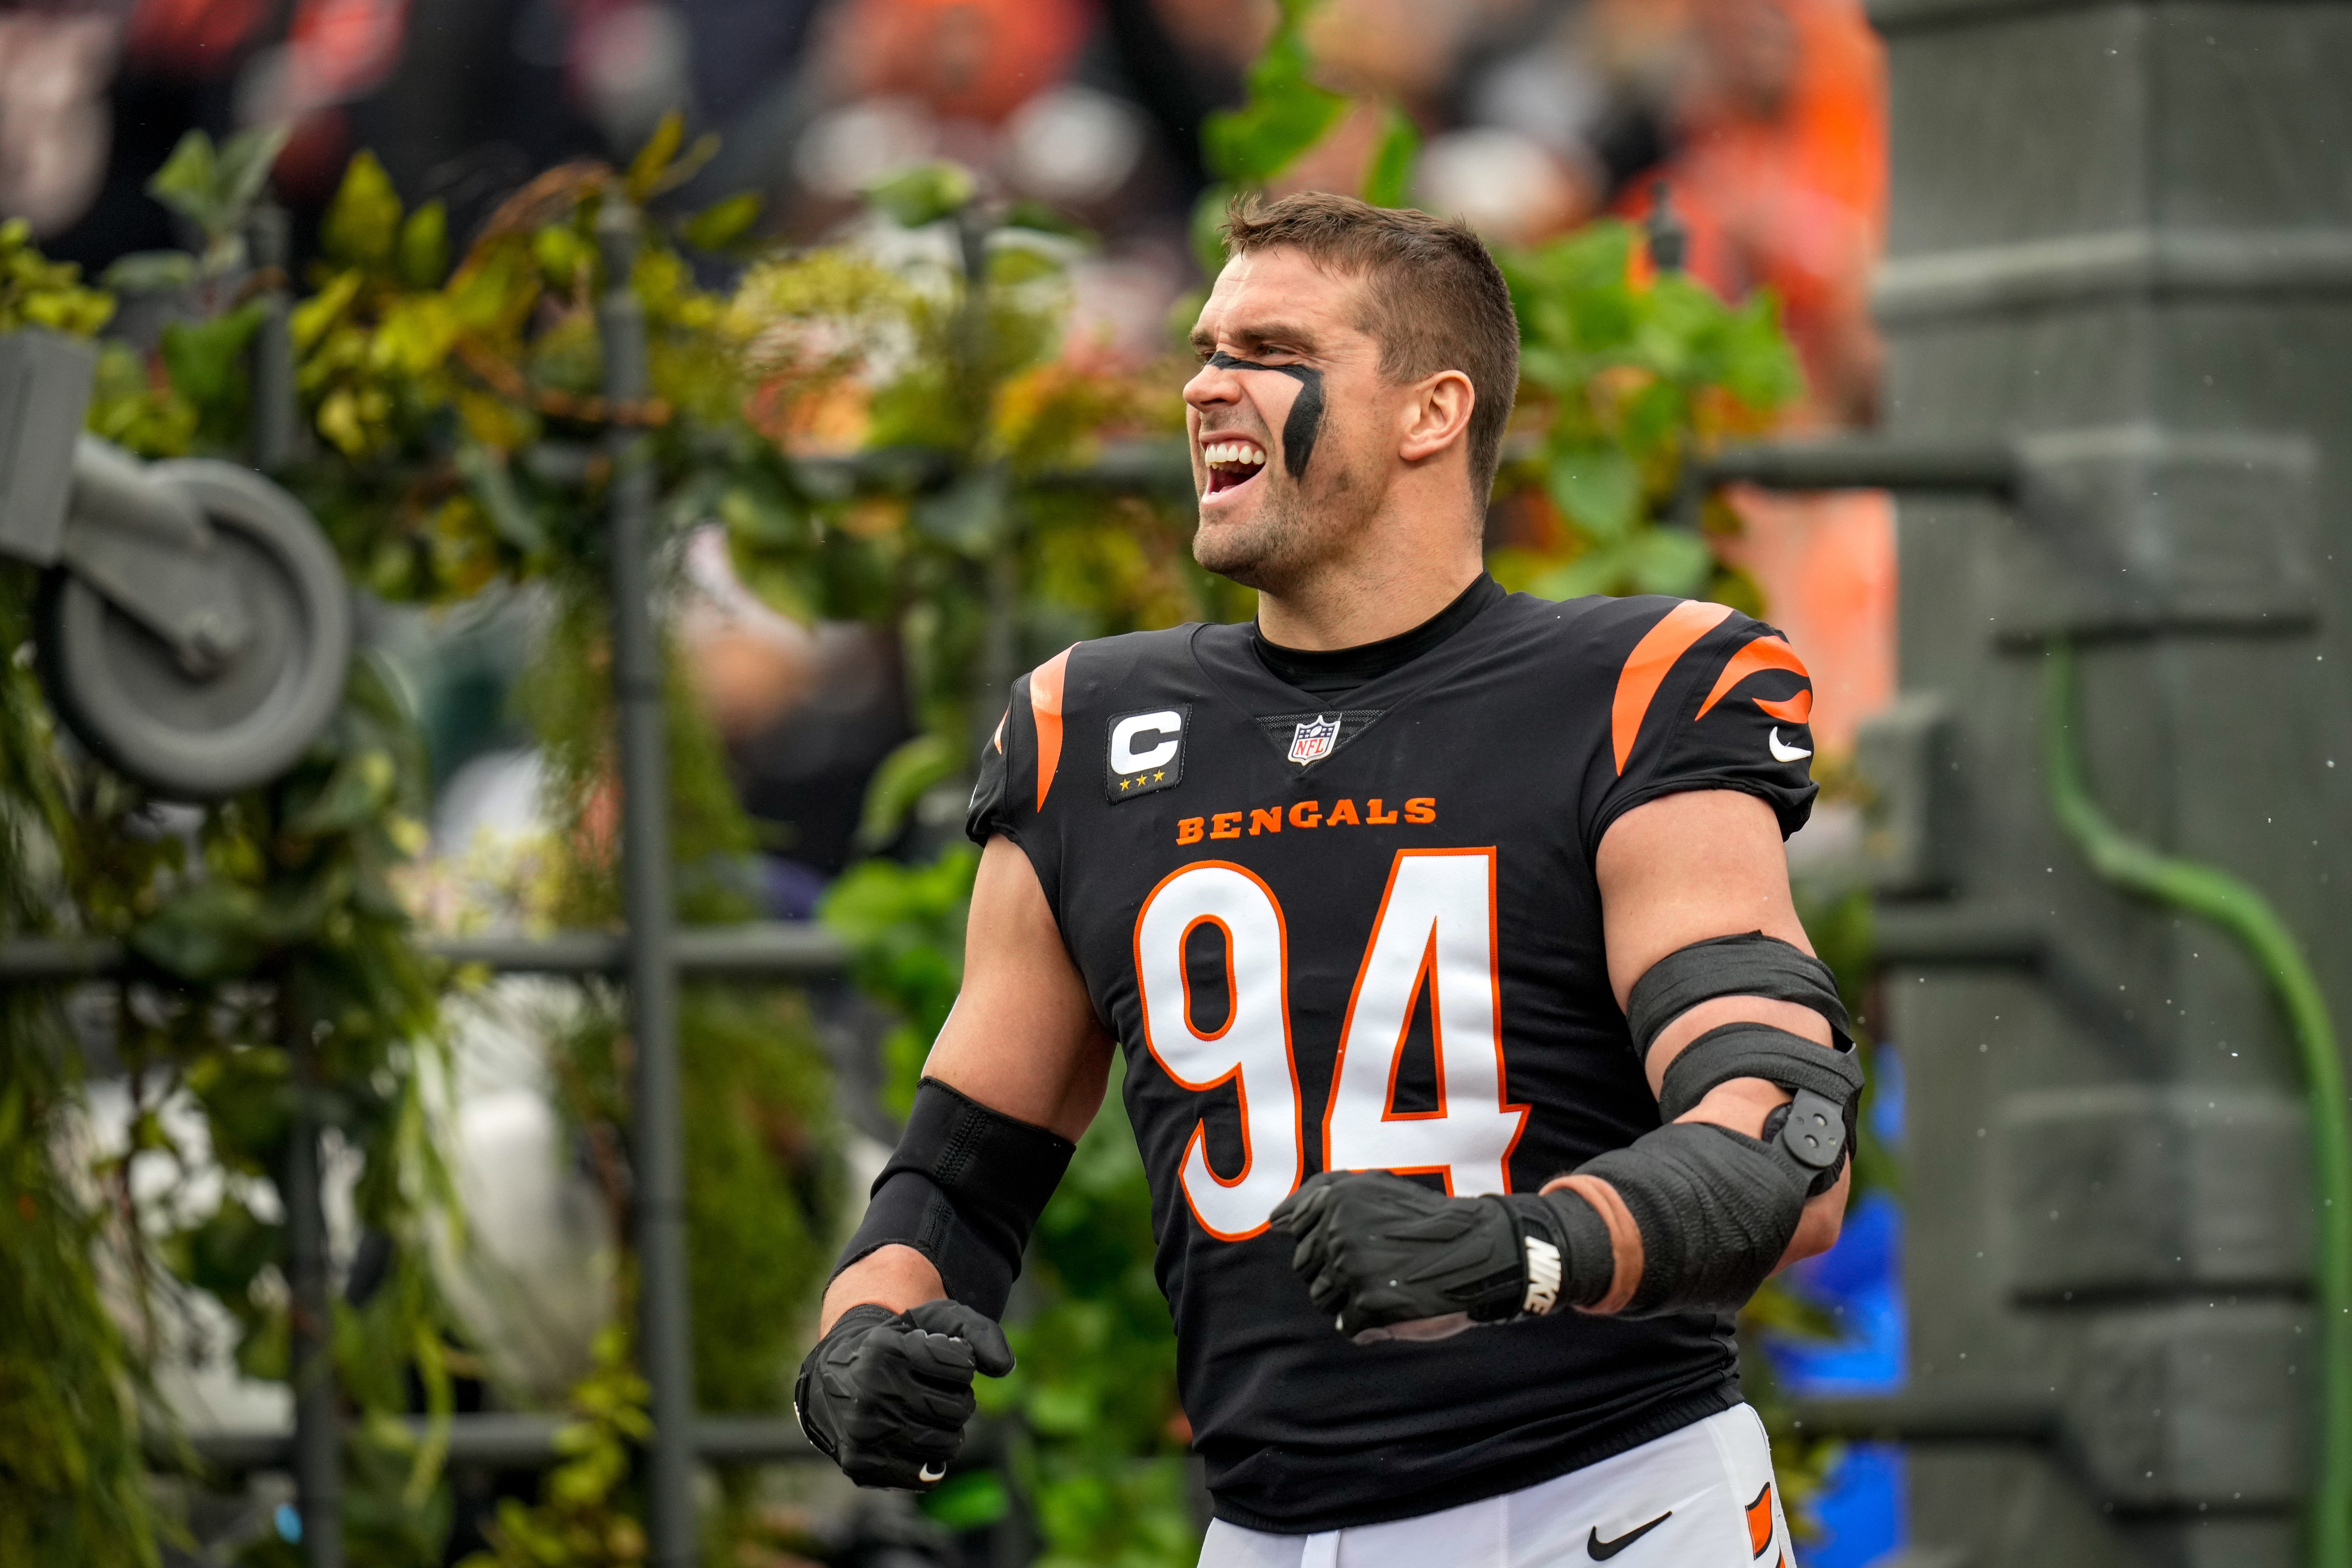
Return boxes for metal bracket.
[56,439,255,673]
[1694,429,2324,644]
[1778,1086,1848,1170]
[0,329,97,565]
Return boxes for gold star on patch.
[1152,770,1165,782]
[1119,778,1132,790]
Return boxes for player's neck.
[1254,534,1485,651]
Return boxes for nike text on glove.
[1268,1170,1615,1340]
[793,1299,1015,1488]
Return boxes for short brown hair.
[1221,191,1519,500]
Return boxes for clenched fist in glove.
[794,1299,1015,1487]
[1270,1170,1618,1340]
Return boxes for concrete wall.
[1868,3,2352,1563]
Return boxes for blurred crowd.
[0,0,1894,882]
[1,0,1886,404]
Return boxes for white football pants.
[1198,1404,1795,1568]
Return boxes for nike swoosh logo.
[1587,1511,1672,1559]
[1768,727,1811,762]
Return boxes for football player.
[795,192,1855,1567]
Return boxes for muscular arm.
[1554,790,1850,1312]
[818,834,1115,1333]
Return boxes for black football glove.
[794,1299,1015,1488]
[1270,1171,1612,1339]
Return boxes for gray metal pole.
[285,1019,343,1568]
[595,196,696,1568]
[249,203,301,472]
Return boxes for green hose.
[2043,640,2352,1566]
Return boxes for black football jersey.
[965,589,1819,1533]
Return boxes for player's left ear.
[1396,369,1476,465]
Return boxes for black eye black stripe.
[1206,352,1324,479]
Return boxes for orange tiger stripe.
[1030,645,1075,811]
[1746,1481,1774,1556]
[1696,634,1811,722]
[1755,689,1813,724]
[1611,601,1734,773]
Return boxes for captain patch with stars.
[1105,705,1188,802]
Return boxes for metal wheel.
[36,461,351,800]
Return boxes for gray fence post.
[286,1016,343,1568]
[595,194,698,1568]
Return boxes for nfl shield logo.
[1287,714,1341,765]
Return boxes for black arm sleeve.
[1577,1121,1815,1318]
[835,1078,1076,1319]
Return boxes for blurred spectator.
[0,10,117,237]
[679,528,915,917]
[1613,0,1885,425]
[0,0,1898,781]
[1606,0,1892,756]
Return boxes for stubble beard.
[1192,456,1367,596]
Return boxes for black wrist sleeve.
[1497,1189,1618,1311]
[835,1078,1076,1318]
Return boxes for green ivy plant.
[1191,0,1420,276]
[1492,220,1802,608]
[0,577,159,1567]
[457,1326,652,1568]
[0,116,844,1566]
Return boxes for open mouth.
[1202,437,1268,497]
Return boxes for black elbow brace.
[1576,1120,1815,1318]
[1629,933,1864,1196]
[835,1078,1075,1319]
[1627,931,1854,1054]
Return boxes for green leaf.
[291,267,362,349]
[100,250,197,294]
[287,747,396,836]
[1628,525,1715,596]
[1718,290,1806,411]
[185,1050,294,1171]
[1002,199,1094,243]
[1203,80,1347,185]
[1528,543,1627,603]
[625,110,686,203]
[454,440,546,553]
[159,300,267,434]
[920,1470,1011,1530]
[1546,443,1641,542]
[714,467,805,549]
[1360,102,1420,209]
[865,162,976,229]
[212,123,292,230]
[679,191,763,251]
[1616,377,1684,460]
[130,880,270,980]
[147,131,220,231]
[912,467,1006,555]
[531,222,590,287]
[322,151,404,267]
[856,733,961,852]
[1190,184,1233,279]
[988,245,1061,286]
[1202,0,1346,184]
[175,1194,284,1299]
[396,200,450,289]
